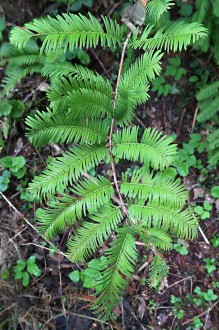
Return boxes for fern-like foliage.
[192,0,219,65]
[67,205,123,262]
[0,41,45,94]
[36,176,114,239]
[26,110,109,146]
[148,253,169,287]
[121,170,188,208]
[7,6,206,320]
[196,81,219,165]
[29,145,109,200]
[10,13,124,53]
[92,229,137,320]
[146,0,175,21]
[129,21,207,52]
[113,126,176,170]
[206,128,219,165]
[114,50,162,123]
[46,66,113,115]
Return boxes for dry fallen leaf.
[137,297,146,319]
[193,187,205,200]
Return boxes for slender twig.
[0,303,18,315]
[177,107,187,135]
[198,225,210,244]
[108,33,132,219]
[0,191,68,258]
[90,49,111,79]
[113,33,132,105]
[52,310,113,327]
[160,276,194,294]
[136,260,149,274]
[191,106,199,132]
[107,0,123,17]
[182,300,219,326]
[136,116,147,129]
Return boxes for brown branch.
[0,191,68,259]
[191,106,199,133]
[182,300,219,326]
[108,33,132,220]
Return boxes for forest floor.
[0,1,218,329]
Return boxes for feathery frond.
[68,89,113,119]
[205,128,219,165]
[148,253,169,287]
[29,145,109,200]
[93,230,137,320]
[114,81,149,125]
[129,201,197,239]
[213,25,219,65]
[36,176,114,239]
[196,81,219,101]
[121,50,163,85]
[2,65,42,95]
[129,21,208,52]
[114,51,162,124]
[67,205,123,262]
[193,0,210,23]
[146,0,175,21]
[42,62,81,78]
[197,95,219,122]
[47,69,112,113]
[211,0,219,18]
[121,171,188,208]
[139,227,172,250]
[10,13,124,53]
[43,63,112,93]
[113,127,177,170]
[3,48,45,68]
[26,110,109,146]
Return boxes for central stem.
[109,32,132,218]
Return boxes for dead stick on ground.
[0,191,68,258]
[198,225,210,244]
[191,106,199,132]
[177,107,186,135]
[182,300,219,326]
[160,276,194,294]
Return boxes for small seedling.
[13,256,41,287]
[8,4,207,318]
[164,56,186,81]
[0,170,10,192]
[212,281,219,289]
[194,201,212,220]
[152,56,186,97]
[211,186,219,198]
[210,237,219,248]
[203,258,217,274]
[193,286,218,305]
[193,316,204,329]
[173,244,189,255]
[0,17,6,40]
[69,257,106,291]
[173,134,205,176]
[0,156,27,192]
[170,295,185,320]
[151,76,172,96]
[0,156,26,179]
